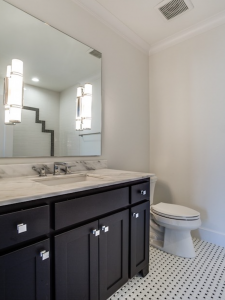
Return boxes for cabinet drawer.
[55,187,129,230]
[0,205,49,250]
[131,182,150,204]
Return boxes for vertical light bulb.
[82,95,92,119]
[76,83,92,130]
[77,86,83,98]
[11,59,23,75]
[5,106,10,124]
[84,83,92,95]
[9,107,22,123]
[3,59,23,123]
[6,65,11,77]
[9,74,23,107]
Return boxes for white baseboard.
[192,227,225,248]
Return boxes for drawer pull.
[40,250,50,261]
[133,213,139,218]
[141,190,147,195]
[17,223,27,234]
[102,226,109,233]
[92,229,100,237]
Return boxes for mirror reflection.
[0,1,102,157]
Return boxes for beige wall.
[150,24,225,247]
[1,0,149,172]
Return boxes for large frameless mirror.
[0,1,102,157]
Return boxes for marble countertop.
[0,168,154,207]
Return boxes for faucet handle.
[32,166,46,177]
[66,163,77,174]
[40,168,46,176]
[67,166,72,174]
[43,164,51,174]
[53,162,77,175]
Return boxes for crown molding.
[149,10,225,55]
[71,0,150,54]
[71,1,225,57]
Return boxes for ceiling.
[73,0,225,53]
[0,1,101,92]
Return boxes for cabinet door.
[0,239,50,300]
[55,221,99,300]
[99,210,129,300]
[130,201,150,278]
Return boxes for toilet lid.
[151,203,200,220]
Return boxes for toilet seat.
[151,210,201,230]
[151,203,200,221]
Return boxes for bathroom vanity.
[0,165,151,300]
[0,3,151,299]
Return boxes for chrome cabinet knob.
[141,190,146,195]
[133,213,139,218]
[102,226,109,233]
[92,229,100,237]
[40,250,49,261]
[17,223,27,234]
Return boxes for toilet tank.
[150,175,157,205]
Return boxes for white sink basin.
[33,174,103,186]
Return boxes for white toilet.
[149,175,201,258]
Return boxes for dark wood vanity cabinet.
[0,179,150,300]
[99,210,129,300]
[0,239,50,300]
[55,210,129,300]
[55,221,99,300]
[130,201,150,278]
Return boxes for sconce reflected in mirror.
[3,59,24,124]
[0,0,101,157]
[76,83,92,131]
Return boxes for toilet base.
[151,228,196,258]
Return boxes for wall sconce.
[4,106,15,125]
[3,59,23,124]
[76,83,92,131]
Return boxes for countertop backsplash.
[0,160,108,179]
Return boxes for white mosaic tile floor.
[108,239,225,300]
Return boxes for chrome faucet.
[54,162,67,175]
[32,166,47,177]
[53,162,77,175]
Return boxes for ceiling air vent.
[156,0,194,21]
[89,49,102,59]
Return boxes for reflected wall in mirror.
[0,1,102,157]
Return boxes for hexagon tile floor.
[108,238,225,300]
